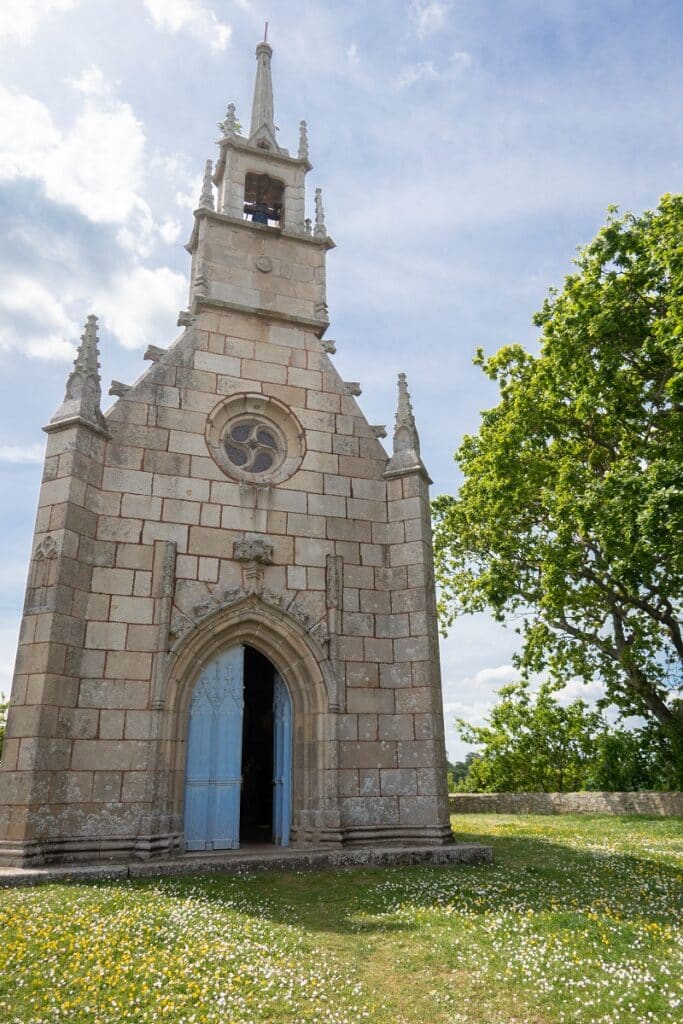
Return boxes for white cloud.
[0,443,46,464]
[95,265,186,351]
[346,42,359,64]
[116,213,155,259]
[0,83,150,229]
[176,180,201,211]
[556,678,606,706]
[0,262,186,361]
[444,699,494,722]
[0,276,77,359]
[396,60,439,89]
[143,0,231,51]
[68,65,112,98]
[410,0,450,39]
[158,218,182,244]
[50,100,147,224]
[0,79,189,358]
[0,86,60,173]
[464,664,520,688]
[0,0,76,46]
[396,50,472,90]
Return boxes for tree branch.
[610,611,681,728]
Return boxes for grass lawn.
[0,814,681,1024]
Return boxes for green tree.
[455,680,603,792]
[587,718,678,791]
[446,752,479,790]
[433,195,683,783]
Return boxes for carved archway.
[158,596,340,847]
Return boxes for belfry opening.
[184,645,292,852]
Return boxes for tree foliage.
[454,682,676,792]
[447,752,479,790]
[587,720,678,792]
[455,681,603,792]
[434,196,683,781]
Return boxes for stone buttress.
[0,41,452,865]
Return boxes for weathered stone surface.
[0,844,492,885]
[450,792,683,816]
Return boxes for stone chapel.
[0,41,452,866]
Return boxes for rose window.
[206,394,305,484]
[225,420,284,475]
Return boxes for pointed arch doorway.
[184,644,292,851]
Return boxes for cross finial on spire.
[384,372,428,478]
[47,315,108,435]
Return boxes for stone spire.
[384,373,428,477]
[199,159,214,210]
[47,315,108,434]
[249,40,278,149]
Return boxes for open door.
[184,646,244,850]
[184,647,292,851]
[272,672,292,847]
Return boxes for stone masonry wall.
[449,792,683,816]
[0,291,450,855]
[0,422,109,850]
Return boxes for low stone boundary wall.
[449,792,683,816]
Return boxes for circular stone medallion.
[254,255,273,274]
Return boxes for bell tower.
[187,39,330,331]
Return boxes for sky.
[0,0,681,760]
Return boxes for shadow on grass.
[118,820,683,938]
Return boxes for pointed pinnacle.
[47,314,108,435]
[199,159,214,210]
[395,372,417,444]
[314,187,326,238]
[384,372,427,478]
[74,314,101,375]
[298,120,309,160]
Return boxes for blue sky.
[1,0,681,759]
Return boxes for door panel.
[184,691,214,851]
[272,673,292,847]
[185,646,244,851]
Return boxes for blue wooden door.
[272,673,292,847]
[185,646,244,851]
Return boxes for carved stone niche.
[24,538,58,613]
